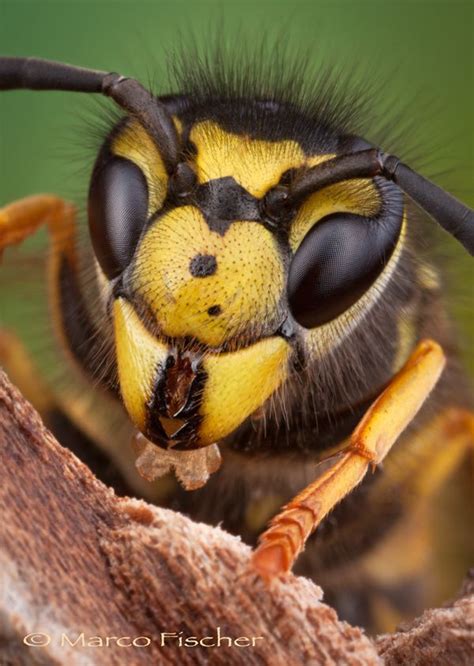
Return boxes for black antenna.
[282,149,474,255]
[0,57,180,172]
[2,57,473,254]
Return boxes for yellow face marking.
[132,206,285,347]
[289,179,381,251]
[189,120,333,197]
[113,297,290,450]
[189,120,379,251]
[113,298,169,431]
[112,120,168,214]
[199,336,290,442]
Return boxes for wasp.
[0,54,473,632]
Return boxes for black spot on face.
[207,305,222,316]
[189,253,217,277]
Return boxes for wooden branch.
[0,368,378,665]
[0,367,472,665]
[376,572,474,665]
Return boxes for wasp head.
[88,101,400,452]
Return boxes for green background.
[0,0,473,373]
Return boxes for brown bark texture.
[0,367,472,665]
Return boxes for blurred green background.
[0,0,472,359]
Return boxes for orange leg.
[0,328,55,415]
[0,194,84,363]
[0,194,76,259]
[251,339,446,580]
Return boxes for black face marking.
[195,176,261,234]
[207,305,222,316]
[189,253,218,277]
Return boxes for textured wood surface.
[0,369,378,665]
[0,367,472,665]
[376,572,474,665]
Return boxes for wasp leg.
[0,194,78,346]
[322,407,474,633]
[0,195,76,259]
[0,195,113,386]
[0,328,55,416]
[365,404,474,594]
[251,339,446,580]
[374,407,474,505]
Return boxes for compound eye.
[287,210,402,328]
[88,156,149,279]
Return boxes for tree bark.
[0,368,472,665]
